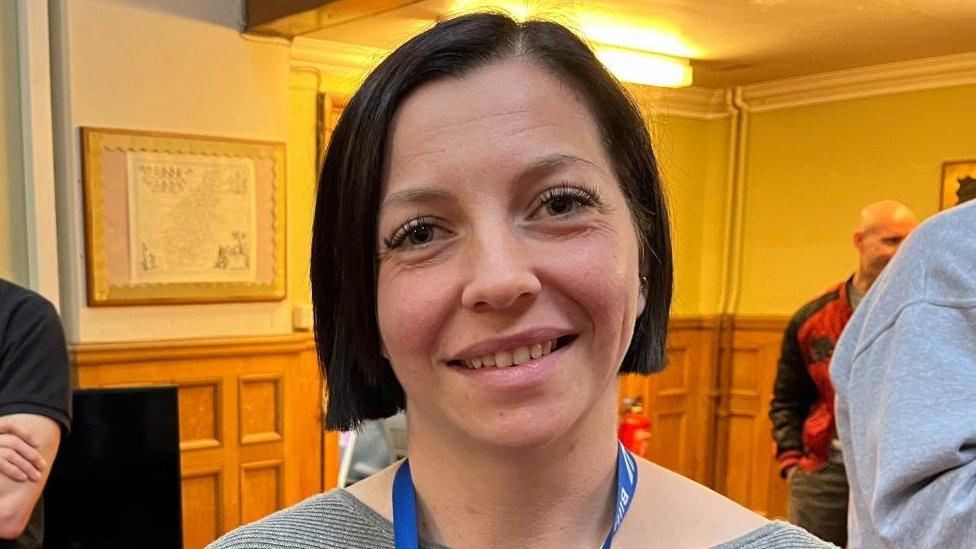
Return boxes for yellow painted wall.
[287,70,320,307]
[0,2,27,284]
[737,84,976,315]
[650,114,731,316]
[641,83,976,318]
[53,0,295,342]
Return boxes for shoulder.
[904,199,976,255]
[904,201,976,300]
[876,201,976,303]
[344,459,399,519]
[622,461,834,548]
[208,489,394,549]
[712,521,837,548]
[0,279,59,329]
[0,279,64,360]
[0,279,70,426]
[786,284,843,333]
[618,458,768,547]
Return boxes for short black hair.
[312,12,673,431]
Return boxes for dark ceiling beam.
[244,0,425,38]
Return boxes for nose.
[460,227,541,312]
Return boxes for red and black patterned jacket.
[769,277,853,477]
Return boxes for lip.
[449,336,576,390]
[444,327,576,363]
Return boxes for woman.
[212,13,831,548]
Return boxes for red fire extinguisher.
[618,397,652,456]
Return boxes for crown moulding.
[290,37,389,82]
[630,86,729,120]
[739,51,976,113]
[289,38,976,119]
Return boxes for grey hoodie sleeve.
[839,302,976,548]
[831,201,976,548]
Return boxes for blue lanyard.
[392,442,638,549]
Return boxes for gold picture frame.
[940,160,976,211]
[81,127,286,306]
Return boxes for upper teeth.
[462,340,555,369]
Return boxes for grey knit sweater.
[209,489,833,548]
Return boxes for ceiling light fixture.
[448,1,694,88]
[593,44,693,88]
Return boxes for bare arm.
[0,414,60,540]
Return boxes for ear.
[853,231,864,249]
[637,276,647,317]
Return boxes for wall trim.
[740,51,976,113]
[633,86,729,120]
[290,37,731,120]
[68,316,732,364]
[289,67,320,92]
[72,333,316,365]
[670,314,722,330]
[290,37,976,117]
[16,0,61,305]
[732,315,789,331]
[290,37,387,82]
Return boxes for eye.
[533,184,601,219]
[383,216,448,251]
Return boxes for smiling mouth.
[448,335,576,370]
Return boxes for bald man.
[769,200,918,546]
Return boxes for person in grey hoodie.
[830,197,976,548]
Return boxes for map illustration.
[126,151,258,284]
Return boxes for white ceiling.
[303,0,976,88]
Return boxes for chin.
[453,399,598,451]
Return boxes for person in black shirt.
[0,278,71,547]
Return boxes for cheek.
[541,225,641,343]
[376,266,459,376]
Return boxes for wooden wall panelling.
[240,459,284,524]
[618,317,720,486]
[72,334,324,549]
[718,316,790,519]
[694,318,722,489]
[709,314,735,495]
[182,468,223,544]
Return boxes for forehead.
[384,59,607,191]
[866,218,917,240]
[872,216,917,236]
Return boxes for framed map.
[81,128,286,305]
[941,160,976,211]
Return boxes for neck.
[852,270,874,294]
[405,395,619,547]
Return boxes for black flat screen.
[43,386,183,548]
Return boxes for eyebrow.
[515,153,602,186]
[380,187,457,211]
[379,153,601,210]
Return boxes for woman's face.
[376,59,645,449]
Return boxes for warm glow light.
[577,19,698,59]
[449,0,535,21]
[594,45,692,88]
[448,2,696,88]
